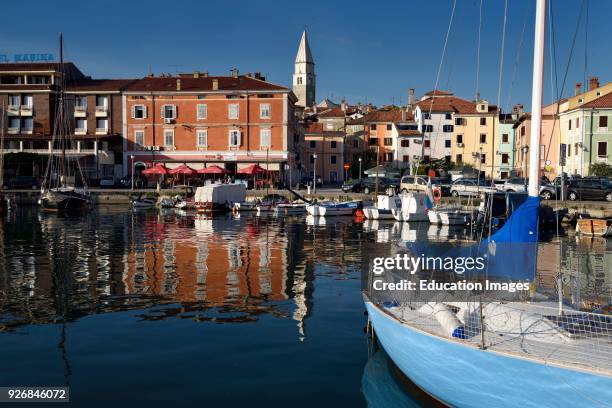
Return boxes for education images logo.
[370,253,530,293]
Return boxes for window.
[599,115,608,128]
[96,118,108,132]
[456,134,463,144]
[403,155,409,162]
[502,133,509,143]
[229,130,241,147]
[456,154,463,163]
[197,130,207,147]
[480,117,487,126]
[401,139,410,147]
[369,138,378,146]
[8,95,19,107]
[423,113,431,119]
[386,124,392,131]
[21,94,32,107]
[8,117,19,132]
[445,113,452,120]
[442,125,453,132]
[260,128,271,148]
[371,124,377,130]
[445,140,451,148]
[422,124,433,132]
[501,153,509,164]
[521,126,526,136]
[597,141,608,157]
[424,140,430,148]
[423,155,430,162]
[330,155,337,164]
[480,153,486,164]
[164,129,175,147]
[96,95,108,108]
[576,118,580,128]
[197,104,207,120]
[384,152,393,162]
[22,117,33,132]
[310,140,316,148]
[162,104,177,119]
[575,143,579,155]
[331,140,337,148]
[135,130,145,148]
[309,155,315,164]
[329,171,338,182]
[480,134,486,144]
[75,96,87,107]
[384,137,392,146]
[568,120,572,130]
[75,118,86,132]
[353,139,359,148]
[228,104,239,119]
[260,103,271,119]
[132,105,146,119]
[455,117,466,126]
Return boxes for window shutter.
[172,105,177,119]
[237,131,241,146]
[161,105,165,118]
[131,106,135,119]
[144,106,148,119]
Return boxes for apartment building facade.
[450,99,499,178]
[302,122,344,183]
[123,72,300,182]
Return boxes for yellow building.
[451,99,500,178]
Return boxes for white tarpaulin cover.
[195,183,246,204]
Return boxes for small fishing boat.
[575,218,612,237]
[391,192,429,222]
[363,195,401,220]
[427,207,473,225]
[306,201,359,216]
[132,197,157,209]
[159,197,176,208]
[272,202,306,216]
[175,197,196,211]
[233,201,257,212]
[195,183,246,214]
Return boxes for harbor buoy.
[433,187,442,203]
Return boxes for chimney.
[176,79,181,91]
[589,76,600,91]
[575,82,582,96]
[402,109,406,121]
[212,78,219,91]
[408,88,415,107]
[203,71,209,78]
[231,68,239,78]
[341,99,347,112]
[193,71,200,78]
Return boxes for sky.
[0,0,609,111]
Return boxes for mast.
[527,0,546,197]
[0,102,5,192]
[59,33,66,187]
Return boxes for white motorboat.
[132,197,157,209]
[306,201,359,216]
[392,192,429,222]
[272,203,306,216]
[233,201,257,212]
[363,195,400,220]
[427,207,473,225]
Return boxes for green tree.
[348,150,377,179]
[589,162,612,177]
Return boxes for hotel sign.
[0,53,55,63]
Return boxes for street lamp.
[358,157,362,180]
[130,155,135,190]
[313,153,318,194]
[521,145,529,183]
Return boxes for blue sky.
[0,0,609,111]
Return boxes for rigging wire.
[505,7,529,112]
[475,0,484,99]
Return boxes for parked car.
[566,179,612,202]
[99,176,116,188]
[299,175,323,189]
[450,178,496,197]
[399,175,428,193]
[341,179,362,193]
[358,177,400,195]
[501,177,558,200]
[431,177,452,196]
[4,176,40,190]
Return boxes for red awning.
[197,165,229,174]
[237,164,267,175]
[142,164,169,175]
[169,164,197,175]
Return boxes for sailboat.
[363,2,612,407]
[39,34,92,212]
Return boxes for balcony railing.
[20,105,33,115]
[8,127,19,134]
[95,106,108,116]
[75,128,87,134]
[7,105,20,115]
[95,128,108,134]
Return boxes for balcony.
[74,105,87,117]
[20,105,33,116]
[95,127,108,135]
[21,127,33,134]
[7,105,20,116]
[8,126,19,134]
[95,106,108,117]
[75,127,87,135]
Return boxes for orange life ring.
[433,187,442,203]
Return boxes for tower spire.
[293,29,316,108]
[295,30,314,64]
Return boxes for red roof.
[424,90,453,96]
[317,107,348,118]
[125,75,288,93]
[67,79,136,92]
[398,129,421,136]
[363,108,414,123]
[415,96,474,113]
[303,122,344,136]
[581,92,612,109]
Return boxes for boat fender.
[432,303,468,339]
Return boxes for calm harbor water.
[0,207,610,407]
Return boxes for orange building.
[123,71,301,181]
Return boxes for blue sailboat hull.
[365,300,612,408]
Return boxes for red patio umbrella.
[237,164,267,175]
[198,165,229,174]
[169,164,197,175]
[142,164,169,175]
